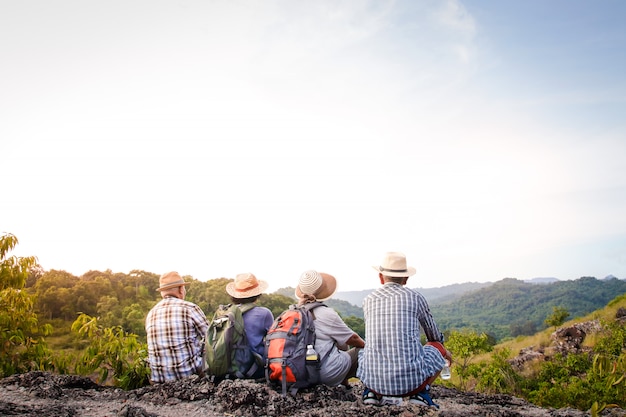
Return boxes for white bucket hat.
[372,252,416,277]
[295,270,337,301]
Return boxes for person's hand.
[444,349,453,365]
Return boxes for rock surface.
[1,371,623,417]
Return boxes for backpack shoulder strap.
[210,304,232,322]
[238,303,256,315]
[301,301,326,310]
[302,301,326,319]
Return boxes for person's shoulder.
[375,284,423,297]
[363,287,386,302]
[398,285,425,297]
[148,298,164,309]
[252,305,274,316]
[404,286,426,296]
[180,298,205,310]
[312,304,339,319]
[369,283,401,295]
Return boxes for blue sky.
[2,1,625,291]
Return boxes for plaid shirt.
[145,296,209,383]
[357,283,445,395]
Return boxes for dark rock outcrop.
[550,320,602,355]
[2,371,624,417]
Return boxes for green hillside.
[442,292,626,411]
[432,276,626,341]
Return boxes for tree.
[0,233,38,290]
[342,315,365,338]
[186,277,232,314]
[32,270,79,319]
[446,330,494,390]
[545,306,569,330]
[0,233,52,377]
[258,293,293,318]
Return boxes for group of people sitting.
[144,252,453,408]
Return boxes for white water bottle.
[440,360,451,380]
[306,344,319,362]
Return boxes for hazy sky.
[2,0,625,292]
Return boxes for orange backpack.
[265,302,325,396]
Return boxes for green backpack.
[203,303,262,381]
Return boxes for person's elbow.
[346,333,365,349]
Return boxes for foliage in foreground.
[2,237,151,389]
[444,329,494,390]
[71,313,150,389]
[0,233,53,377]
[4,231,626,408]
[447,322,626,412]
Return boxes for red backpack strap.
[426,341,446,358]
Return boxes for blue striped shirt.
[357,283,445,395]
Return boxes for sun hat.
[226,272,269,298]
[156,271,191,291]
[372,252,416,277]
[295,270,337,301]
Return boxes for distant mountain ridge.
[331,276,619,307]
[332,281,492,307]
[432,276,626,340]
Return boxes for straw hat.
[372,252,416,277]
[295,270,337,301]
[226,272,269,298]
[156,271,191,291]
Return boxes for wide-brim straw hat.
[156,271,191,291]
[226,272,269,298]
[295,270,337,301]
[372,251,416,277]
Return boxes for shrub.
[71,313,150,389]
[0,233,54,377]
[476,348,520,394]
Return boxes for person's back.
[358,252,451,408]
[310,303,359,386]
[359,282,439,394]
[294,270,365,388]
[225,272,274,379]
[242,304,274,358]
[146,271,209,383]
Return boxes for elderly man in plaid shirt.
[358,252,452,408]
[146,271,209,383]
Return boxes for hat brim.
[295,272,337,301]
[226,280,269,298]
[372,265,416,277]
[156,281,191,291]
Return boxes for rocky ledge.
[1,371,624,417]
